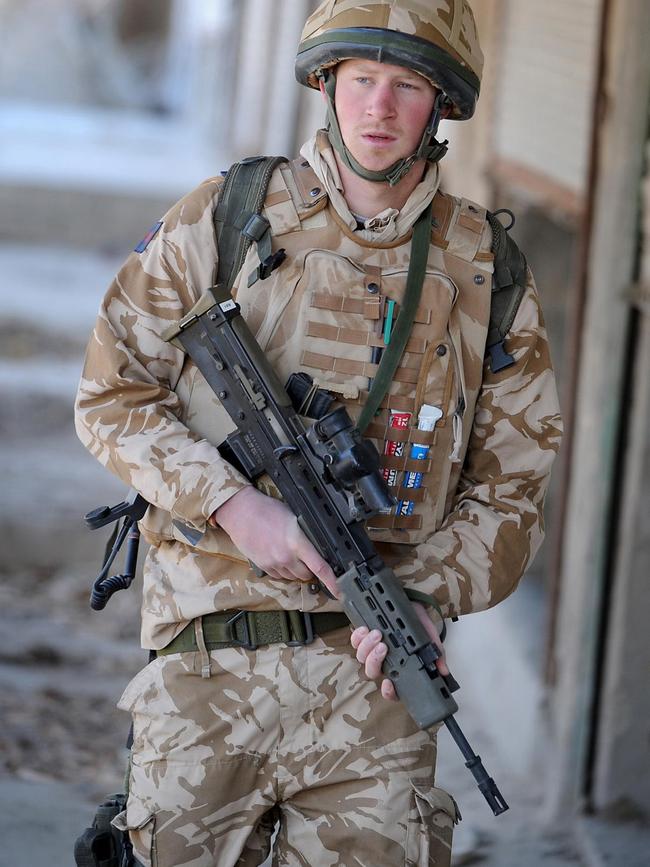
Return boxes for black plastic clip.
[85,490,148,530]
[258,248,287,281]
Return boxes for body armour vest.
[140,159,497,553]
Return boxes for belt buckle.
[226,610,258,650]
[286,611,315,647]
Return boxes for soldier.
[75,2,562,865]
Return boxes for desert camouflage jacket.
[75,155,562,649]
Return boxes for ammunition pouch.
[74,794,138,867]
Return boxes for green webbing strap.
[357,201,434,434]
[157,610,350,654]
[404,587,447,643]
[214,155,288,293]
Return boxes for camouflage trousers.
[113,623,459,866]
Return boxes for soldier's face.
[327,59,438,172]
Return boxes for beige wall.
[546,0,650,818]
[439,0,502,207]
[493,0,601,196]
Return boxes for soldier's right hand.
[210,487,339,596]
[351,604,449,701]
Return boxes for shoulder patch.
[134,220,163,253]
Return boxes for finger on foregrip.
[350,626,369,649]
[356,630,381,664]
[381,678,397,701]
[365,642,386,677]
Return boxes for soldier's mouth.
[362,133,397,145]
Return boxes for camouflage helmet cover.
[296,0,483,120]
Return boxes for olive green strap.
[158,610,350,654]
[214,155,288,293]
[357,201,433,434]
[405,587,447,642]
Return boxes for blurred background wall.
[1,1,648,864]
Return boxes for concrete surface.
[0,779,99,867]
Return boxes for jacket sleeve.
[397,269,563,617]
[74,178,251,534]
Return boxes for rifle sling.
[356,201,433,434]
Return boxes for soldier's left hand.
[350,603,449,701]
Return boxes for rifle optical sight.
[310,406,395,516]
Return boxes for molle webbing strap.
[214,156,288,293]
[486,211,528,372]
[356,201,434,434]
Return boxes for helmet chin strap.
[321,71,449,187]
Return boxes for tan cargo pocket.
[117,657,165,716]
[405,782,460,867]
[113,800,157,867]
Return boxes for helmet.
[296,0,483,122]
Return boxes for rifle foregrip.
[338,563,459,729]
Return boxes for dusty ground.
[1,243,647,866]
[0,243,136,866]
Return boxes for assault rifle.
[165,285,508,816]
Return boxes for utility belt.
[157,609,351,655]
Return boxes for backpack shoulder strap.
[485,210,528,372]
[214,155,289,293]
